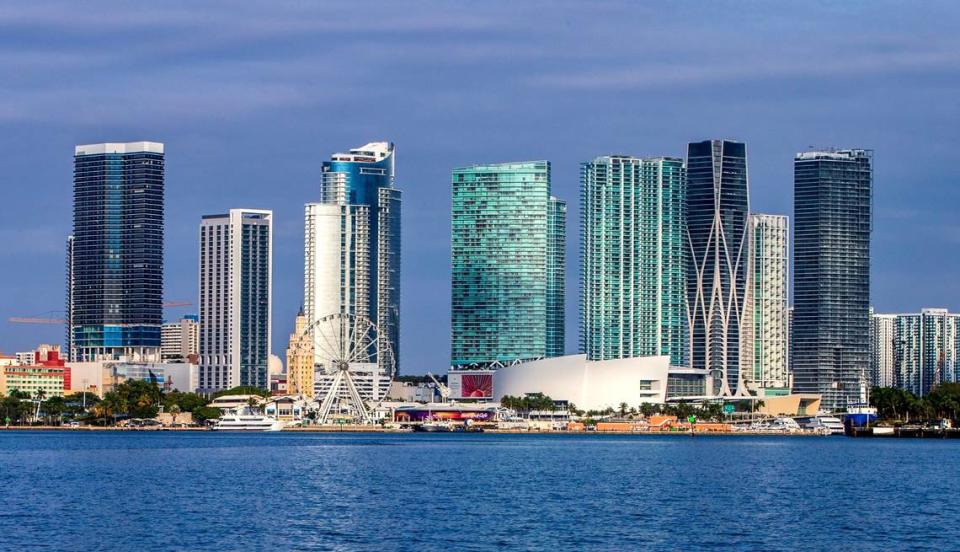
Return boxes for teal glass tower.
[579,156,687,366]
[451,161,565,367]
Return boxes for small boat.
[414,420,452,432]
[213,406,283,432]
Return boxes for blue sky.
[1,1,958,373]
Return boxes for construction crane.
[427,372,451,403]
[8,316,65,325]
[9,301,193,324]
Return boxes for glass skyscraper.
[68,142,164,362]
[451,161,565,367]
[686,140,750,396]
[792,149,872,411]
[198,209,272,392]
[745,213,789,393]
[303,142,401,373]
[580,155,687,366]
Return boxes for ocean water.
[0,432,957,551]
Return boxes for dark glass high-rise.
[792,149,872,411]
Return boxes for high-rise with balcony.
[198,209,272,392]
[892,309,959,396]
[580,155,687,366]
[68,142,164,362]
[304,142,401,373]
[869,310,895,388]
[451,161,565,367]
[792,149,872,411]
[685,140,751,396]
[745,213,789,394]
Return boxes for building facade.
[68,142,164,362]
[685,140,751,396]
[304,142,400,374]
[891,309,959,396]
[4,345,66,398]
[792,149,872,411]
[745,214,789,393]
[580,155,687,366]
[285,309,314,397]
[198,210,272,393]
[451,161,565,366]
[869,310,896,388]
[161,315,199,362]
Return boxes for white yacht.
[805,416,845,435]
[213,406,283,432]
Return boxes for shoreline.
[1,425,827,436]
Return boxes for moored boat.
[213,406,283,432]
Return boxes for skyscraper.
[198,209,272,392]
[745,213,789,393]
[580,155,687,365]
[451,161,565,366]
[685,140,751,396]
[792,149,872,411]
[304,142,401,372]
[892,308,959,396]
[869,310,895,388]
[68,142,164,362]
[65,235,74,360]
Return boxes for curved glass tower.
[304,142,401,372]
[685,140,750,396]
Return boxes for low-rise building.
[207,394,266,412]
[387,381,438,403]
[492,354,670,411]
[63,361,198,396]
[161,315,199,363]
[4,345,67,397]
[263,394,311,423]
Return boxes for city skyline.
[2,2,960,374]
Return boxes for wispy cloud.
[525,47,960,91]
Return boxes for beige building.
[286,310,314,397]
[161,316,199,362]
[756,394,822,417]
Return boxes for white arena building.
[492,354,670,411]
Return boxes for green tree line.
[0,382,270,426]
[870,384,960,423]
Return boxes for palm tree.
[168,404,182,426]
[34,388,47,423]
[98,392,127,426]
[618,402,628,418]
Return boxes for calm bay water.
[1,431,957,551]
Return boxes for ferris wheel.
[302,313,395,424]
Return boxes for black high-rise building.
[685,139,751,396]
[792,149,872,411]
[68,142,164,361]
